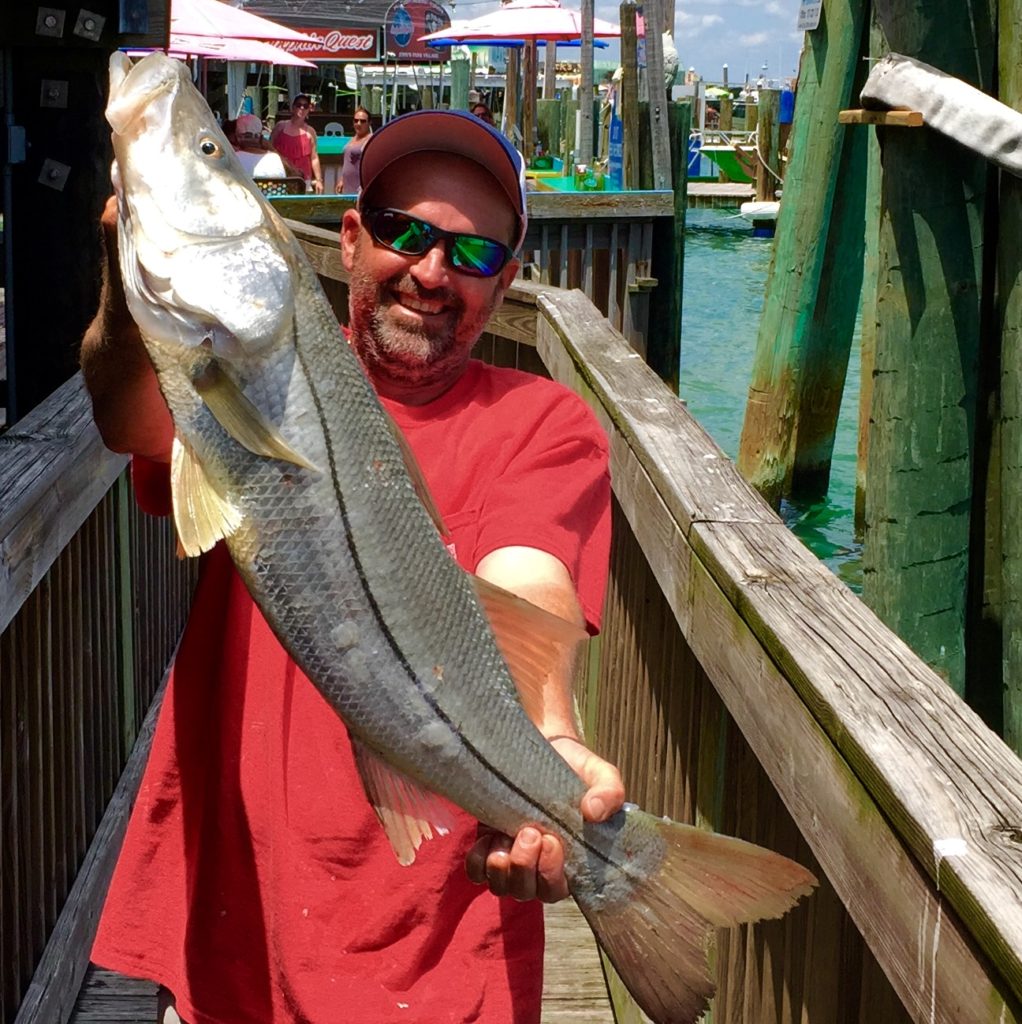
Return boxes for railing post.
[115,473,137,755]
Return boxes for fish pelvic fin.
[472,576,587,723]
[170,435,242,557]
[351,739,456,866]
[191,357,318,472]
[576,810,817,1024]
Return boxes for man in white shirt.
[233,113,290,179]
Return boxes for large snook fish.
[105,51,816,1024]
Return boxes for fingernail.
[588,798,606,820]
[520,828,538,847]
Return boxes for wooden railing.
[0,378,196,1024]
[5,220,1022,1024]
[291,223,1022,1022]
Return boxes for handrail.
[0,375,126,634]
[536,289,1022,1022]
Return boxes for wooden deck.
[686,181,755,207]
[69,902,616,1023]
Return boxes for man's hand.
[80,195,174,460]
[465,735,625,903]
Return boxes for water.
[678,208,863,592]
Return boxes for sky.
[447,0,807,87]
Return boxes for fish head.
[107,52,296,359]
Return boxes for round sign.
[390,6,413,46]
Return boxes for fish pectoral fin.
[192,357,318,472]
[472,576,588,725]
[170,435,242,557]
[352,739,455,866]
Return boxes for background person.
[80,109,623,1024]
[471,101,496,126]
[270,94,323,193]
[338,106,372,194]
[232,112,290,179]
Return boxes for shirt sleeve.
[470,393,611,634]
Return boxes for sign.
[608,99,623,190]
[385,0,450,61]
[277,27,379,62]
[796,0,821,31]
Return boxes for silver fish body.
[107,51,816,1024]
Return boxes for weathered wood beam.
[736,0,868,505]
[838,108,924,126]
[999,0,1022,753]
[536,286,1022,1020]
[619,0,640,191]
[0,376,126,635]
[864,0,997,693]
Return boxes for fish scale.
[109,50,818,1024]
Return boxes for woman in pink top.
[270,94,323,193]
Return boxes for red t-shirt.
[92,360,611,1024]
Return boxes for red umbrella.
[418,0,620,44]
[171,0,312,43]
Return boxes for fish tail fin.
[575,810,817,1024]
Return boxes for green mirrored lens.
[451,236,506,275]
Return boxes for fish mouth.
[107,51,180,136]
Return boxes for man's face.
[340,154,520,403]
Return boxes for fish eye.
[198,136,222,158]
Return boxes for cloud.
[737,31,770,46]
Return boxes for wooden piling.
[999,0,1022,751]
[523,41,538,160]
[736,0,869,506]
[647,101,690,392]
[619,1,640,190]
[754,88,780,203]
[863,1,996,693]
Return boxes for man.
[81,109,622,1024]
[231,112,290,179]
[339,106,372,194]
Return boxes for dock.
[687,181,755,207]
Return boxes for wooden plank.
[838,108,924,126]
[533,288,1022,1017]
[541,902,616,1022]
[71,966,157,1023]
[15,680,167,1024]
[0,376,126,634]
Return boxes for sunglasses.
[361,207,514,278]
[294,103,310,110]
[353,117,369,124]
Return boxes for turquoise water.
[678,208,863,591]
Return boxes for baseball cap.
[236,113,263,137]
[357,109,528,251]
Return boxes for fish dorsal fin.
[387,416,447,536]
[191,356,318,472]
[472,576,588,725]
[170,434,242,557]
[351,739,454,866]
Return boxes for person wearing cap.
[232,112,292,180]
[80,109,622,1024]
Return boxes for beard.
[347,237,501,394]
